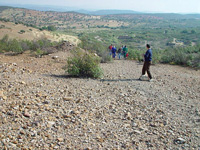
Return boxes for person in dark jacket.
[140,44,153,81]
[117,45,123,59]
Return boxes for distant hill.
[0,6,13,12]
[0,6,128,29]
[186,14,200,19]
[76,9,142,15]
[0,3,78,12]
[0,6,92,29]
[150,13,200,19]
[0,3,141,15]
[0,6,200,32]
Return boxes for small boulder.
[52,56,59,59]
[24,110,31,118]
[63,97,73,101]
[174,137,186,144]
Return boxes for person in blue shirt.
[112,46,117,59]
[140,44,153,81]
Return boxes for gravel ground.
[0,52,200,150]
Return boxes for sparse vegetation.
[79,35,112,63]
[128,49,144,61]
[39,25,57,31]
[67,48,103,78]
[0,6,200,69]
[127,45,200,68]
[161,45,200,69]
[0,35,60,54]
[20,30,25,33]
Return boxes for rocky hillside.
[0,21,80,45]
[0,52,199,149]
[0,7,127,29]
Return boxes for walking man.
[140,44,153,81]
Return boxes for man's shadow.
[100,78,140,82]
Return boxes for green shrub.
[35,48,44,57]
[47,25,57,31]
[152,49,162,64]
[161,46,200,68]
[99,50,113,63]
[8,39,23,53]
[191,53,200,69]
[20,40,32,51]
[34,48,53,57]
[128,48,162,64]
[0,35,61,54]
[0,35,8,52]
[128,49,144,61]
[20,30,25,33]
[31,38,52,51]
[67,49,103,78]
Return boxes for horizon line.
[0,3,200,14]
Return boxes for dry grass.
[0,21,80,45]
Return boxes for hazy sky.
[0,0,200,13]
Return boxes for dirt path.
[0,52,200,149]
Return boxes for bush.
[99,50,113,63]
[35,48,44,57]
[20,30,25,33]
[128,49,144,61]
[67,49,103,78]
[0,35,9,52]
[0,35,60,54]
[161,45,200,68]
[190,53,200,69]
[31,38,52,51]
[162,48,188,65]
[20,40,31,51]
[152,49,162,64]
[8,39,23,53]
[128,48,162,64]
[47,25,57,31]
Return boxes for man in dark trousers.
[140,44,153,81]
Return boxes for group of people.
[108,44,128,59]
[108,43,153,82]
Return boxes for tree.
[47,25,56,31]
[181,30,188,34]
[191,30,196,34]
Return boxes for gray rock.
[174,137,186,144]
[52,56,59,59]
[133,130,141,135]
